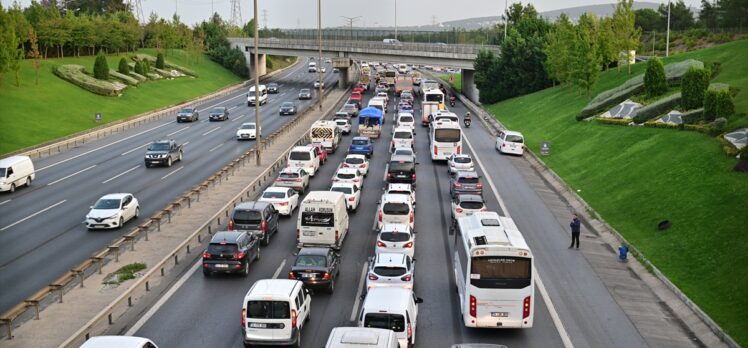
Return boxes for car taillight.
[261,220,267,233]
[481,207,488,212]
[400,274,411,281]
[294,178,302,182]
[348,196,355,201]
[377,240,386,247]
[387,173,392,179]
[322,272,331,280]
[457,145,461,154]
[523,296,531,319]
[202,251,211,259]
[278,201,289,206]
[291,309,297,329]
[409,211,414,223]
[275,178,282,182]
[332,178,339,182]
[411,173,416,180]
[407,322,412,340]
[456,208,463,214]
[233,252,246,260]
[342,163,349,167]
[433,145,438,155]
[455,183,463,188]
[288,271,295,279]
[476,183,483,189]
[378,211,383,222]
[368,273,378,280]
[469,295,477,317]
[403,242,413,248]
[335,230,339,241]
[228,220,234,231]
[361,163,367,168]
[353,178,360,182]
[242,308,246,327]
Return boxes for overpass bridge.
[228,37,500,102]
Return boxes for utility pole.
[503,0,508,41]
[253,0,261,165]
[665,0,671,57]
[175,0,178,16]
[318,0,324,111]
[341,16,361,40]
[394,0,398,40]
[262,9,268,29]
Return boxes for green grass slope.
[486,39,748,345]
[0,49,242,155]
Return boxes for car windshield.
[393,149,413,157]
[364,313,405,332]
[281,102,293,107]
[331,186,352,194]
[383,203,409,215]
[268,83,277,87]
[295,255,327,267]
[380,232,410,242]
[373,266,406,277]
[207,243,238,254]
[394,131,412,139]
[352,139,369,145]
[345,157,364,165]
[506,135,524,143]
[289,151,310,161]
[240,124,256,129]
[233,210,262,224]
[458,177,480,184]
[399,116,414,123]
[148,143,169,151]
[249,91,258,96]
[460,201,485,210]
[389,161,413,172]
[262,191,286,199]
[93,198,120,209]
[247,301,290,319]
[300,89,310,94]
[179,108,193,113]
[337,173,356,180]
[343,104,356,110]
[336,120,348,125]
[279,172,300,179]
[453,156,472,164]
[211,108,224,113]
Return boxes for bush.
[109,70,139,85]
[93,51,109,80]
[707,61,722,78]
[128,71,147,81]
[53,64,122,96]
[644,57,667,97]
[632,92,682,123]
[681,67,710,110]
[715,90,735,119]
[703,89,718,121]
[156,52,165,69]
[135,53,197,77]
[595,118,633,126]
[681,108,704,124]
[714,117,728,132]
[118,57,130,75]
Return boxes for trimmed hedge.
[53,64,123,96]
[118,57,130,74]
[704,89,718,121]
[156,52,165,69]
[109,70,139,86]
[145,72,162,80]
[715,89,735,119]
[128,71,147,81]
[595,118,633,126]
[681,67,710,110]
[632,92,682,123]
[680,108,704,124]
[644,57,667,97]
[154,68,173,77]
[134,53,198,77]
[93,51,109,80]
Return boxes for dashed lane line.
[102,165,140,184]
[1,200,66,231]
[47,165,96,186]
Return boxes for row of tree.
[635,0,748,32]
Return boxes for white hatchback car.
[342,154,369,176]
[390,127,414,152]
[85,193,140,230]
[450,194,487,225]
[377,193,414,231]
[259,187,300,216]
[330,183,361,211]
[366,253,415,291]
[448,154,475,175]
[80,336,158,348]
[236,122,260,140]
[332,167,364,190]
[376,223,415,258]
[334,118,352,135]
[495,130,525,155]
[396,113,416,131]
[382,183,416,207]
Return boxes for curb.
[426,71,739,348]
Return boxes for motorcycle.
[449,96,456,107]
[464,118,471,128]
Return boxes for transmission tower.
[127,0,145,23]
[262,9,268,29]
[431,15,437,26]
[230,0,243,27]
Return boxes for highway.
[0,61,340,313]
[130,78,648,347]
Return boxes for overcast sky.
[11,0,702,27]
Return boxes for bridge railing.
[243,37,500,56]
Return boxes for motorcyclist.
[464,112,472,127]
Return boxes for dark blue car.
[349,136,373,158]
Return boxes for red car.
[353,87,365,95]
[309,143,328,165]
[349,93,363,108]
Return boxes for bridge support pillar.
[248,53,267,79]
[332,57,353,88]
[461,69,480,104]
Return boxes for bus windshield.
[425,93,443,103]
[435,129,461,143]
[470,256,531,289]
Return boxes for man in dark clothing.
[569,214,581,249]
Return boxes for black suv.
[202,231,260,277]
[289,247,340,292]
[386,154,417,186]
[229,202,279,246]
[267,82,279,93]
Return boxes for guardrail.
[0,78,341,342]
[242,38,500,56]
[5,59,300,160]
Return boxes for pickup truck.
[144,140,184,167]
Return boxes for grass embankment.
[267,55,296,71]
[0,48,242,155]
[438,73,462,93]
[486,39,748,345]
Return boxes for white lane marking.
[349,262,369,322]
[198,93,246,113]
[121,142,152,156]
[125,260,201,336]
[47,165,96,186]
[183,142,190,146]
[102,165,140,184]
[1,200,66,231]
[202,127,221,136]
[160,167,184,180]
[272,259,287,279]
[0,199,11,206]
[208,144,224,152]
[36,122,173,172]
[167,126,190,136]
[231,115,246,122]
[462,134,574,348]
[228,106,238,111]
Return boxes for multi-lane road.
[124,81,649,347]
[0,61,339,313]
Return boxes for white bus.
[453,211,534,329]
[422,88,444,105]
[429,118,461,160]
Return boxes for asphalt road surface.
[0,61,339,313]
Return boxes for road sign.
[95,113,102,123]
[540,141,551,155]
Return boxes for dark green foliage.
[644,57,667,97]
[143,60,150,74]
[680,108,704,124]
[714,90,735,119]
[133,60,148,76]
[634,8,662,31]
[156,52,165,69]
[118,57,129,74]
[681,67,710,110]
[703,89,718,121]
[713,117,727,131]
[632,92,682,123]
[223,47,248,78]
[93,50,109,80]
[657,0,695,30]
[53,64,120,96]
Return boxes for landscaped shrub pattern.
[53,64,122,96]
[632,92,682,123]
[681,67,711,110]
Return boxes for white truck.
[297,191,349,250]
[421,101,440,127]
[310,120,342,153]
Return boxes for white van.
[288,146,321,176]
[297,191,349,250]
[383,38,402,45]
[0,156,35,193]
[311,120,342,153]
[309,61,318,72]
[241,279,311,347]
[495,130,525,156]
[80,336,158,348]
[368,98,387,114]
[325,327,399,348]
[359,287,422,348]
[247,84,268,106]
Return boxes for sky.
[9,0,702,27]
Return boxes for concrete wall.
[461,70,480,104]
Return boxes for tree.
[241,18,256,38]
[0,4,12,86]
[716,0,748,30]
[644,57,667,97]
[612,0,641,74]
[597,17,618,69]
[473,49,500,103]
[658,1,695,30]
[27,27,42,85]
[156,52,165,69]
[681,67,710,110]
[699,0,719,29]
[571,16,602,98]
[93,50,109,80]
[544,14,575,85]
[634,8,663,31]
[118,57,129,74]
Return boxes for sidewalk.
[0,89,348,348]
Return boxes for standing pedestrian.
[569,214,581,249]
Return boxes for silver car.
[448,154,475,175]
[274,167,310,194]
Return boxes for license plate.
[249,323,267,328]
[303,231,315,236]
[491,312,508,317]
[215,264,229,269]
[302,273,314,278]
[242,135,249,138]
[444,152,452,156]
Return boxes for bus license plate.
[491,312,508,317]
[303,231,315,236]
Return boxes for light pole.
[394,0,398,40]
[503,0,508,41]
[665,0,671,57]
[318,0,323,111]
[253,0,261,165]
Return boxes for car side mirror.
[90,206,94,209]
[415,297,424,304]
[376,200,381,204]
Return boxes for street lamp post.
[318,0,323,110]
[394,0,398,40]
[503,0,508,41]
[253,0,261,165]
[665,0,671,57]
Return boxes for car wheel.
[241,261,249,277]
[167,157,172,167]
[145,162,151,168]
[261,232,269,246]
[134,207,140,218]
[9,184,15,193]
[25,177,32,187]
[328,279,335,293]
[177,119,181,123]
[178,152,183,162]
[203,269,211,277]
[256,247,261,261]
[293,332,301,348]
[118,217,124,229]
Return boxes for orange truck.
[395,76,414,96]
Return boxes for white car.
[334,118,352,135]
[259,187,300,216]
[274,167,311,194]
[448,154,475,175]
[383,183,416,207]
[495,130,525,155]
[85,193,140,230]
[80,336,158,348]
[314,80,325,88]
[377,193,414,231]
[366,253,415,291]
[330,182,361,211]
[376,223,415,257]
[392,147,416,162]
[396,113,416,131]
[342,154,369,176]
[390,127,414,152]
[236,122,260,140]
[450,194,487,225]
[332,167,364,190]
[321,66,327,73]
